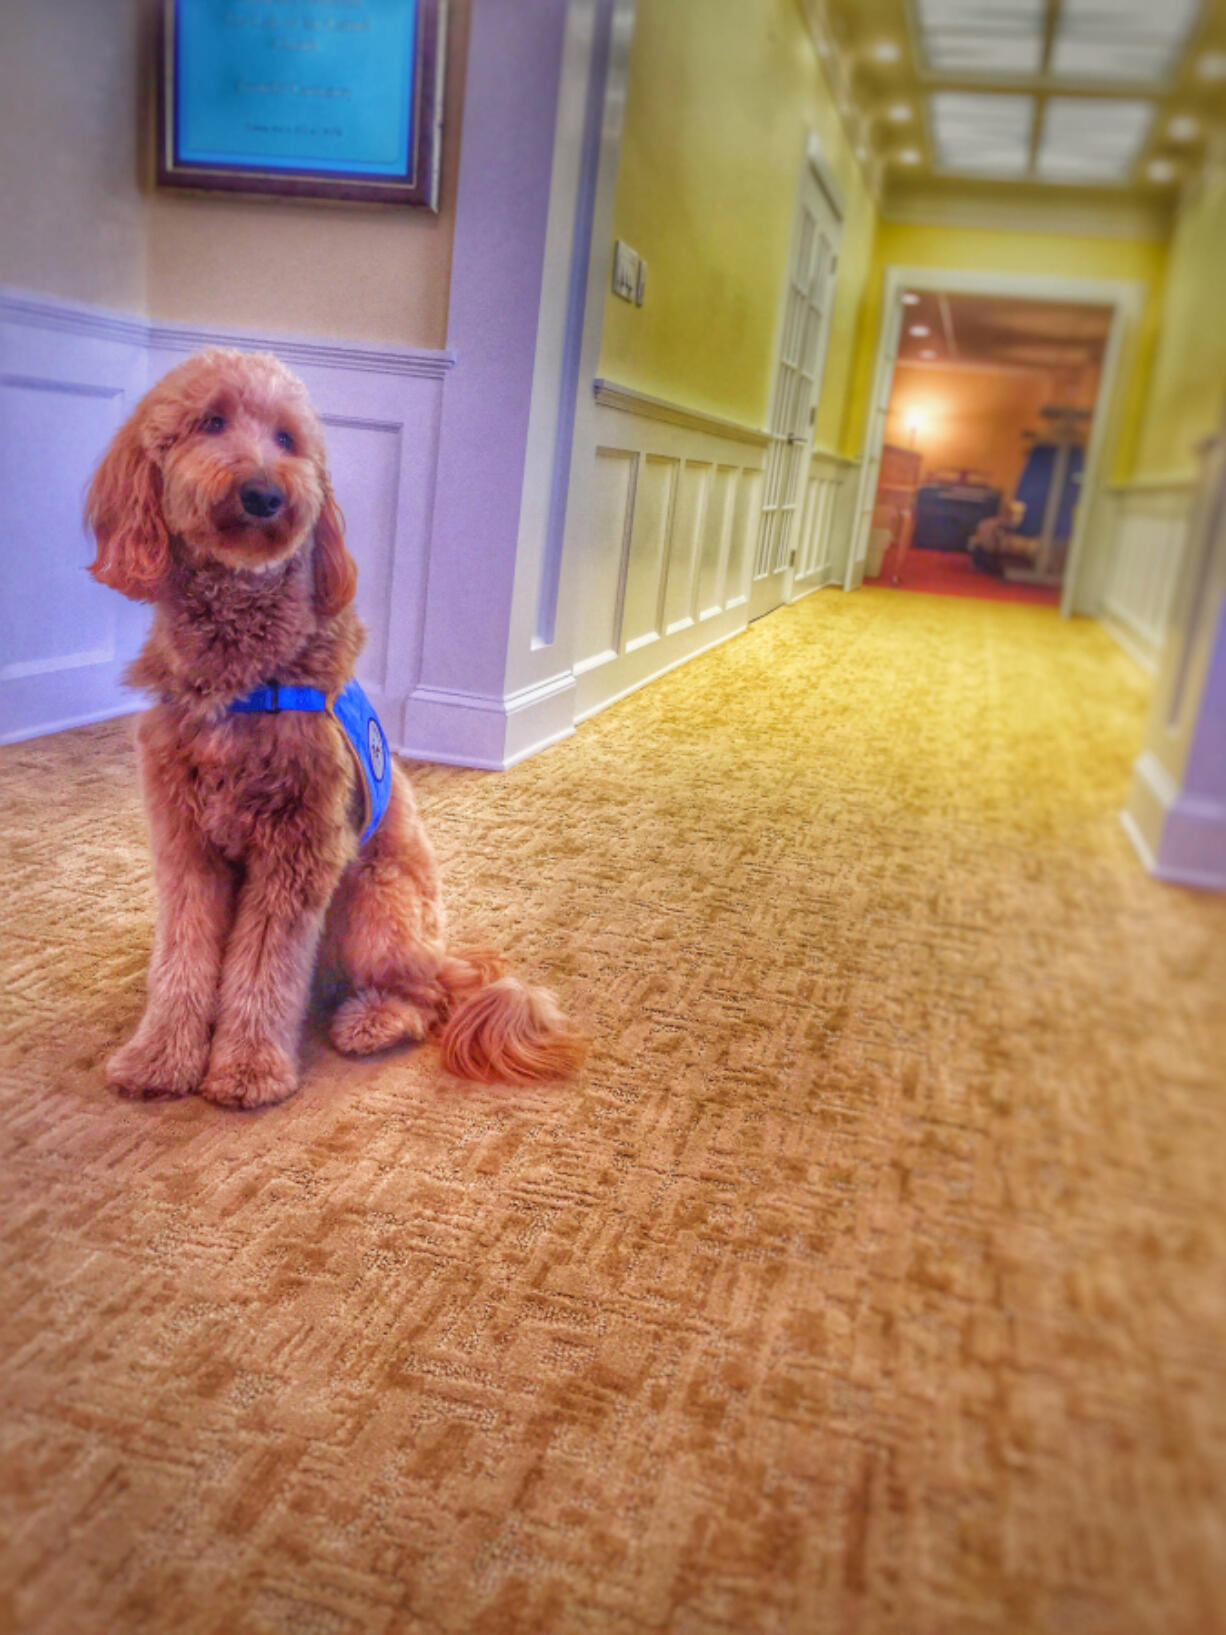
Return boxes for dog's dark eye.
[201,414,225,435]
[275,430,295,452]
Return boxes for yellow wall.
[844,221,1167,481]
[1131,161,1226,478]
[597,0,878,455]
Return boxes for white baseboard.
[0,697,143,748]
[399,671,577,771]
[1099,612,1159,673]
[574,613,749,722]
[1119,807,1157,873]
[1123,749,1226,892]
[788,571,841,603]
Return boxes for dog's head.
[85,349,356,614]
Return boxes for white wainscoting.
[792,449,859,596]
[1095,478,1196,672]
[0,287,453,748]
[570,384,856,721]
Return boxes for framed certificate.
[158,0,446,209]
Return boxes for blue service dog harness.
[229,678,392,845]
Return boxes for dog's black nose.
[239,480,285,519]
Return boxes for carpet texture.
[2,590,1225,1635]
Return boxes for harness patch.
[331,679,392,845]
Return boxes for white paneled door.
[749,159,841,622]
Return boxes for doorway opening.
[863,292,1113,608]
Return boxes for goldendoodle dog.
[87,347,585,1108]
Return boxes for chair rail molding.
[591,379,770,446]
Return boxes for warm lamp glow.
[903,405,933,448]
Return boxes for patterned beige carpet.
[2,589,1225,1635]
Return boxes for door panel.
[750,165,840,621]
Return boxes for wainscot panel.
[571,389,771,721]
[1096,478,1197,673]
[791,450,860,596]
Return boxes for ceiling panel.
[1036,97,1154,181]
[915,0,1046,74]
[821,0,1224,202]
[930,92,1035,175]
[1050,0,1203,83]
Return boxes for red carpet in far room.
[867,545,1062,606]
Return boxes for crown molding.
[794,0,882,202]
[881,182,1174,242]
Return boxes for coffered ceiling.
[895,291,1113,371]
[815,0,1226,209]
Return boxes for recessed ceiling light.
[902,292,922,306]
[872,40,902,64]
[1167,114,1200,141]
[920,349,938,359]
[909,324,932,337]
[1146,157,1177,183]
[888,103,913,123]
[1197,50,1226,80]
[896,147,922,165]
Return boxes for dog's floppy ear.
[86,412,169,602]
[312,473,358,615]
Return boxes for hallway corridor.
[3,591,1225,1634]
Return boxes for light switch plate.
[634,256,647,306]
[612,239,639,303]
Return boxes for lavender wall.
[401,0,572,765]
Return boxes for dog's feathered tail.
[436,949,588,1086]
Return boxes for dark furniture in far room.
[913,476,1002,552]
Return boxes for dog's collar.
[228,682,327,715]
[227,679,392,844]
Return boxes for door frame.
[749,130,845,621]
[848,265,1148,617]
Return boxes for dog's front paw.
[201,1044,299,1110]
[107,1029,209,1100]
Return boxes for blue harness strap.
[228,678,392,844]
[228,682,328,715]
